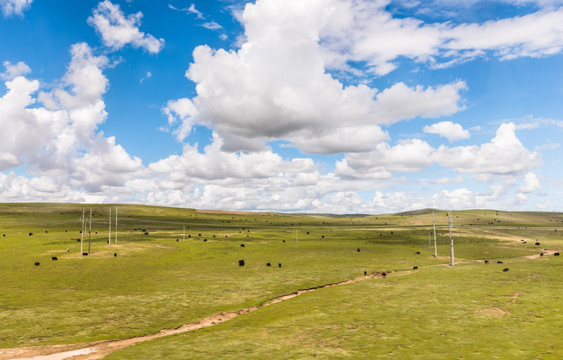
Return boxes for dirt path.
[0,272,386,360]
[2,249,559,360]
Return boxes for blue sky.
[0,0,562,213]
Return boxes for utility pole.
[115,207,118,245]
[433,211,438,258]
[80,209,84,254]
[108,207,111,246]
[88,209,92,253]
[448,211,455,267]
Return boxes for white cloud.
[188,4,204,19]
[319,1,563,75]
[163,98,198,142]
[434,175,464,185]
[202,21,223,30]
[0,0,32,17]
[519,172,541,193]
[436,123,541,175]
[174,0,466,154]
[335,138,435,179]
[444,8,563,61]
[1,61,31,80]
[0,42,144,200]
[88,0,165,53]
[139,71,151,83]
[423,121,470,142]
[149,133,317,182]
[335,122,539,180]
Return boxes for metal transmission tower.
[448,211,455,267]
[80,209,85,254]
[108,207,112,246]
[88,209,92,253]
[433,211,437,258]
[115,207,118,245]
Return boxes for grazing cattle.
[540,253,544,256]
[415,251,421,255]
[278,263,282,268]
[238,259,245,267]
[198,233,201,237]
[382,272,387,278]
[45,231,48,233]
[114,253,117,257]
[357,248,361,252]
[364,271,367,276]
[484,260,489,264]
[82,252,88,256]
[266,262,271,267]
[554,252,560,256]
[203,239,207,242]
[413,266,418,270]
[51,257,58,261]
[503,268,509,272]
[29,232,33,236]
[497,261,503,264]
[144,232,149,235]
[176,239,179,242]
[306,232,310,235]
[241,244,245,247]
[535,242,540,245]
[282,240,286,243]
[34,262,40,266]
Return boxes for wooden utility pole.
[433,211,438,258]
[115,207,118,245]
[448,211,455,267]
[88,209,92,253]
[80,209,84,254]
[108,207,111,246]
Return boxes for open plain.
[0,203,561,359]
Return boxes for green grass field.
[0,203,561,358]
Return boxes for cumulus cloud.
[1,0,32,17]
[169,0,466,154]
[335,122,540,180]
[519,172,541,193]
[1,61,31,80]
[149,133,317,182]
[0,41,143,198]
[88,0,165,53]
[423,121,470,142]
[436,123,541,175]
[335,138,435,179]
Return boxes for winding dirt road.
[2,249,558,360]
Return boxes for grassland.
[0,204,561,359]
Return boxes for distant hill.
[393,208,441,216]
